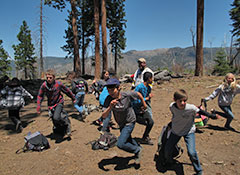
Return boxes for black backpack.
[91,132,117,150]
[154,122,183,165]
[16,131,50,153]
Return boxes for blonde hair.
[222,73,237,91]
[174,89,188,101]
[45,69,56,77]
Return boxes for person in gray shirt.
[164,89,202,175]
[102,78,147,165]
[203,73,240,130]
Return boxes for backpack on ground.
[154,122,183,165]
[91,132,117,150]
[16,131,50,153]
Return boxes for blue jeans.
[217,105,234,127]
[117,122,141,154]
[165,132,202,174]
[74,92,85,113]
[146,100,152,118]
[101,111,112,132]
[136,110,154,138]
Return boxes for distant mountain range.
[10,46,239,77]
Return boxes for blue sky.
[0,0,233,58]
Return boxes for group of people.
[0,57,239,175]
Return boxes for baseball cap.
[138,58,146,63]
[105,78,120,87]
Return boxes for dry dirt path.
[0,76,240,175]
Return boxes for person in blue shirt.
[132,72,154,145]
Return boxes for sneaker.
[81,113,87,120]
[96,119,103,126]
[66,124,72,137]
[211,109,216,114]
[141,137,154,145]
[135,146,143,164]
[16,121,23,133]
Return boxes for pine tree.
[12,21,37,79]
[229,0,240,65]
[62,0,94,75]
[0,40,11,77]
[107,0,126,73]
[230,0,240,48]
[195,0,204,76]
[45,0,81,75]
[212,48,235,76]
[94,0,101,79]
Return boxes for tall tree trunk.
[25,67,27,79]
[101,0,108,72]
[94,0,101,79]
[82,30,85,75]
[81,2,85,75]
[195,0,204,76]
[114,48,117,74]
[70,0,81,76]
[40,0,44,79]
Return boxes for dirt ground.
[0,76,240,175]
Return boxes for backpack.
[154,122,183,165]
[195,100,209,127]
[16,131,50,153]
[72,80,85,94]
[91,132,117,150]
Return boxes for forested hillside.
[10,47,239,76]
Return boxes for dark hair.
[173,89,188,101]
[143,72,153,82]
[101,70,109,79]
[8,77,20,87]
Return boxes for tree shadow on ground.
[98,156,140,171]
[204,124,240,133]
[154,154,188,175]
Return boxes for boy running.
[102,78,147,165]
[37,69,75,136]
[133,72,154,145]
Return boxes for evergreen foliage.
[62,0,94,59]
[0,40,11,77]
[212,48,235,76]
[107,0,127,72]
[12,21,37,79]
[229,0,240,48]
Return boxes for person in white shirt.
[132,58,154,90]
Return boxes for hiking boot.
[81,113,87,120]
[66,124,72,137]
[16,121,23,133]
[135,146,143,164]
[141,137,154,145]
